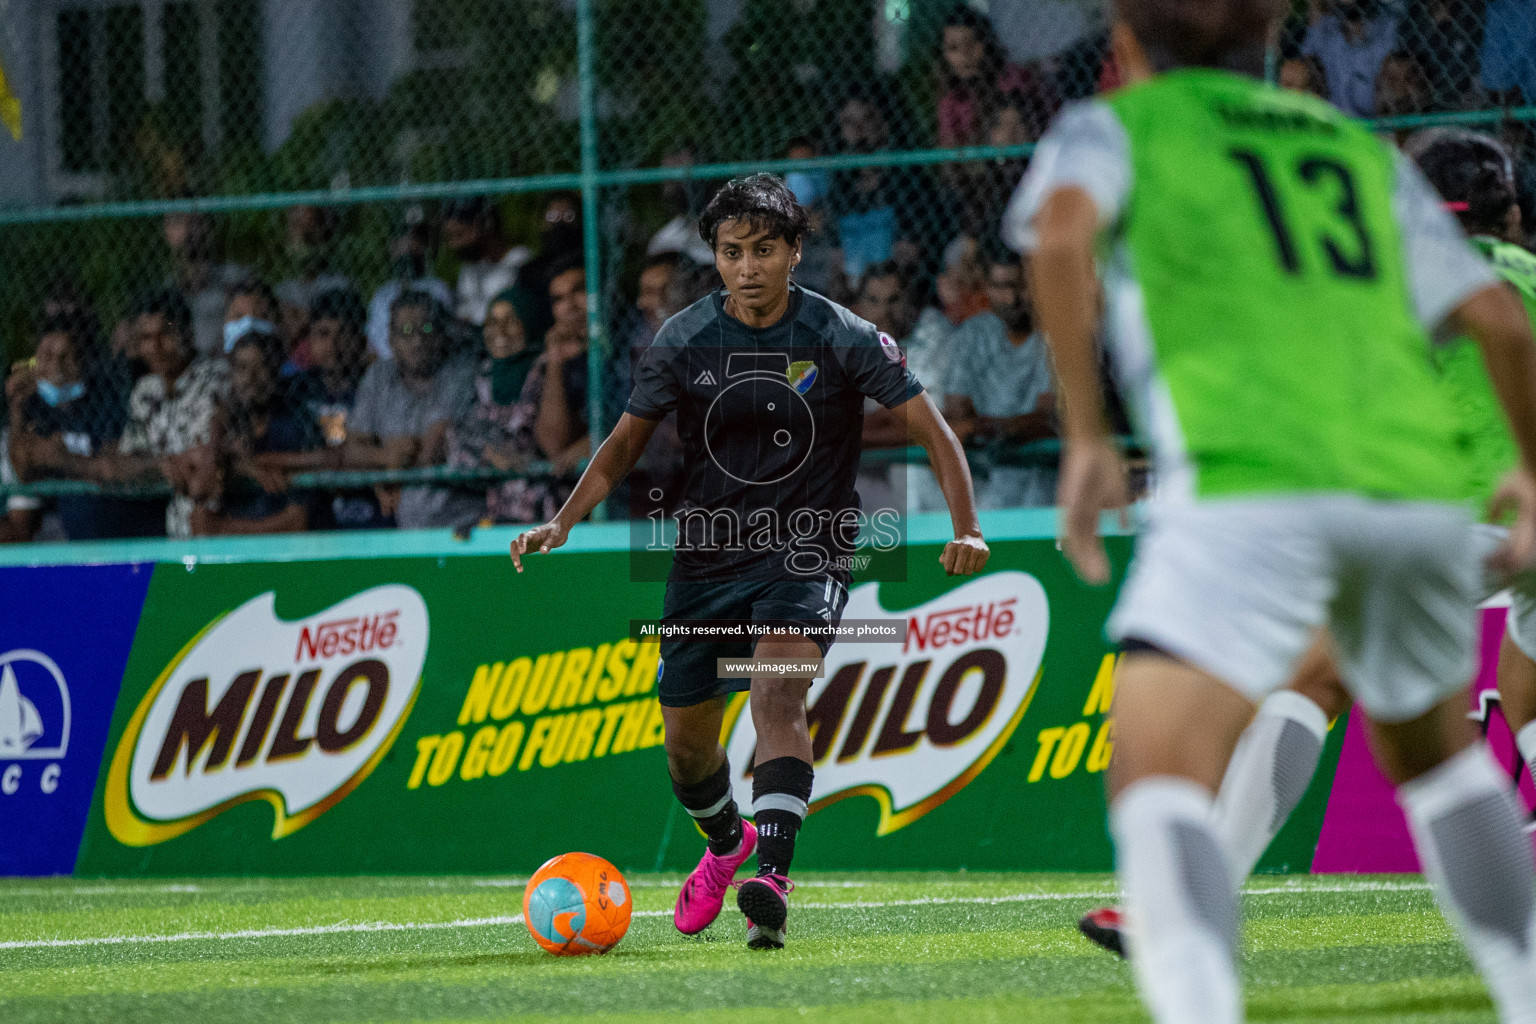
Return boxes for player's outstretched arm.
[511,413,659,573]
[901,391,989,576]
[1029,185,1129,586]
[1454,283,1536,572]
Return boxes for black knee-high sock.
[672,758,744,856]
[752,756,814,878]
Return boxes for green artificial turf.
[0,873,1495,1023]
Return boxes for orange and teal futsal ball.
[522,852,632,955]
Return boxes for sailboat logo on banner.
[0,650,71,761]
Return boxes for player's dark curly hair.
[698,174,810,251]
[1407,128,1518,238]
[1114,0,1285,74]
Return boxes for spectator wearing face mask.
[367,214,455,361]
[4,310,163,539]
[782,137,844,300]
[1303,0,1400,116]
[444,196,533,328]
[221,276,282,361]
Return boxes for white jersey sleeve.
[1392,149,1498,333]
[1002,101,1132,254]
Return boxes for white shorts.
[1473,523,1536,660]
[1109,496,1479,723]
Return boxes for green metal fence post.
[577,0,607,523]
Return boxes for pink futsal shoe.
[736,874,794,950]
[674,821,758,935]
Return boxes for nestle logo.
[904,600,1016,654]
[296,612,400,663]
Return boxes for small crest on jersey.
[694,369,717,387]
[788,361,817,395]
[877,332,904,365]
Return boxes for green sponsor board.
[73,526,1334,876]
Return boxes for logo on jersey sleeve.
[788,361,817,395]
[103,585,427,845]
[877,332,904,365]
[722,571,1047,835]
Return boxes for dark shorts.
[658,575,851,708]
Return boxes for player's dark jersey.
[627,285,923,581]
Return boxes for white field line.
[0,915,526,951]
[471,878,873,889]
[0,884,205,897]
[0,879,1431,952]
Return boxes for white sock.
[1211,690,1330,889]
[1517,721,1536,781]
[1111,777,1243,1024]
[1399,745,1536,1024]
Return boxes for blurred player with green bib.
[1006,0,1536,1019]
[1429,133,1536,797]
[1075,129,1536,966]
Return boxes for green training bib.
[1106,70,1469,502]
[1435,236,1536,505]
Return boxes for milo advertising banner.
[71,522,1282,877]
[0,512,1336,877]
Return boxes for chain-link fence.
[2,0,1535,541]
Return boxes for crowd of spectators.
[1272,0,1536,119]
[3,0,1535,543]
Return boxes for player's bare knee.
[1289,668,1351,721]
[749,677,812,730]
[1497,633,1536,732]
[1286,634,1352,721]
[1369,697,1480,785]
[663,731,723,784]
